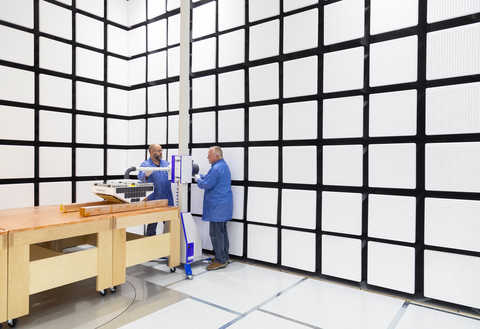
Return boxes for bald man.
[138,144,174,236]
[195,146,233,270]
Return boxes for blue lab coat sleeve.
[196,159,233,222]
[138,159,173,206]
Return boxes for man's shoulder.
[140,159,152,167]
[160,160,170,167]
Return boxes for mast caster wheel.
[7,319,17,327]
[170,267,176,273]
[99,289,106,296]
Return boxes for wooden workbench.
[0,204,181,323]
[0,206,114,321]
[112,207,180,286]
[0,229,7,324]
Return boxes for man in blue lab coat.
[138,144,174,236]
[195,146,233,270]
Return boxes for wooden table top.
[113,206,179,218]
[0,205,179,233]
[0,205,112,233]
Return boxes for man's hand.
[193,174,201,181]
[145,170,153,177]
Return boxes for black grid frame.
[1,0,480,313]
[186,0,480,313]
[0,0,181,205]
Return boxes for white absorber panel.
[283,9,318,53]
[148,85,167,114]
[0,184,34,210]
[77,47,104,81]
[192,75,215,109]
[227,221,244,256]
[0,0,33,28]
[370,36,418,87]
[231,186,244,220]
[249,0,279,22]
[426,142,480,192]
[39,110,72,143]
[218,70,245,105]
[39,147,71,178]
[192,1,215,38]
[39,181,71,206]
[322,191,362,235]
[370,0,418,35]
[249,63,279,102]
[367,242,415,294]
[281,189,317,229]
[249,19,279,61]
[283,101,317,140]
[247,187,278,225]
[218,109,245,142]
[192,37,216,72]
[0,25,33,66]
[426,82,480,135]
[323,96,363,139]
[218,0,245,31]
[324,0,364,45]
[424,250,480,309]
[0,66,34,104]
[247,224,278,264]
[283,146,317,184]
[425,198,480,252]
[369,90,417,137]
[283,56,317,98]
[368,143,416,189]
[248,147,279,182]
[222,148,244,181]
[323,145,363,187]
[368,194,416,243]
[427,23,480,80]
[219,29,245,67]
[282,230,316,272]
[249,105,279,141]
[76,149,104,177]
[192,112,215,143]
[322,235,362,282]
[427,0,480,23]
[0,106,34,141]
[0,146,34,179]
[324,47,364,93]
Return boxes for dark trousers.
[146,223,157,236]
[209,221,229,264]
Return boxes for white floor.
[120,261,480,329]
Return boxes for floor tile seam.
[408,301,480,322]
[386,301,410,329]
[218,276,309,328]
[257,308,323,329]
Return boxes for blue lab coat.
[138,158,174,206]
[197,159,233,222]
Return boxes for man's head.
[149,144,163,163]
[207,146,223,164]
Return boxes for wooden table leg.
[112,228,126,287]
[0,233,7,323]
[7,234,30,320]
[96,229,113,291]
[168,211,180,268]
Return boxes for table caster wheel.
[7,319,17,327]
[170,267,176,273]
[187,275,193,280]
[99,289,106,296]
[110,287,117,293]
